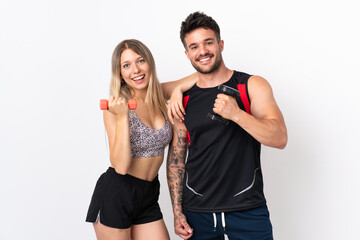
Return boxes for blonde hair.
[110,39,167,115]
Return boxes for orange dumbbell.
[100,99,137,110]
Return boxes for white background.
[1,0,359,239]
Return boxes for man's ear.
[219,40,224,52]
[185,50,190,60]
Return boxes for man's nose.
[198,43,209,55]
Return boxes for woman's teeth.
[133,75,144,81]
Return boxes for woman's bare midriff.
[112,155,164,181]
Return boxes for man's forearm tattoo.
[167,129,188,213]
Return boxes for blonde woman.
[86,39,196,240]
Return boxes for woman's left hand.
[167,87,185,124]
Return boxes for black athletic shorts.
[85,167,163,229]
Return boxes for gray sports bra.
[129,110,172,158]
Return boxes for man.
[167,12,287,240]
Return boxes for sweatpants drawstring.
[221,212,226,231]
[213,212,226,231]
[213,213,217,231]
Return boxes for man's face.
[184,28,224,74]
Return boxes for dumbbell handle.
[218,85,240,97]
[206,85,240,125]
[100,99,137,110]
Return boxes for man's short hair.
[180,11,221,49]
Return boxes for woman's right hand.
[107,96,129,118]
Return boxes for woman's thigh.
[93,222,131,240]
[131,219,170,240]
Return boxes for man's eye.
[190,46,197,50]
[206,41,213,45]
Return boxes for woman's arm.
[162,73,199,123]
[103,96,132,174]
[161,72,198,100]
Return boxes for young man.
[167,12,288,240]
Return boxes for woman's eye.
[123,64,129,68]
[138,59,145,63]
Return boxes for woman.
[86,39,196,239]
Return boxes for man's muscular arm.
[213,76,287,149]
[167,120,193,239]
